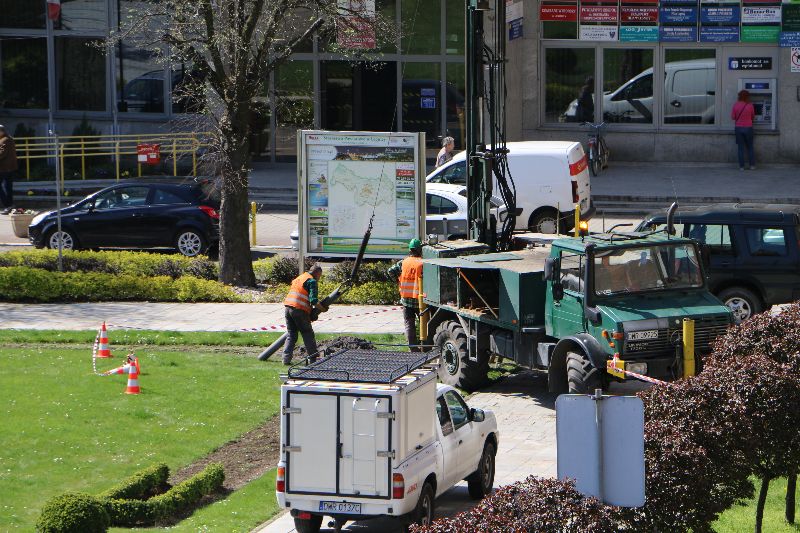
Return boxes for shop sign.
[337,17,376,49]
[660,6,698,23]
[621,7,659,22]
[579,24,619,39]
[700,26,740,41]
[780,30,800,46]
[620,25,660,40]
[783,4,800,31]
[741,25,781,41]
[506,0,523,22]
[660,25,699,41]
[792,47,800,72]
[580,5,619,22]
[540,4,578,21]
[728,57,773,69]
[700,5,740,23]
[742,6,781,23]
[509,18,524,40]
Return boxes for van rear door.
[567,143,592,216]
[339,396,392,497]
[286,393,338,494]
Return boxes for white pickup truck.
[275,350,499,532]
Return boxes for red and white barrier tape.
[619,368,670,386]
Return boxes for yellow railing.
[14,132,211,181]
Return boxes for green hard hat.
[408,238,422,250]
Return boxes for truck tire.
[433,321,488,391]
[467,441,496,499]
[717,286,762,324]
[567,351,602,394]
[293,514,322,533]
[529,208,560,234]
[411,482,435,528]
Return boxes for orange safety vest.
[284,272,313,313]
[398,257,423,299]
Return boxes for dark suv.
[29,178,220,257]
[638,204,800,323]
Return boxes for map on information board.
[300,131,424,257]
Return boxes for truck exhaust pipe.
[666,202,678,236]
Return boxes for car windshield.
[594,243,703,296]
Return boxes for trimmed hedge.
[36,492,110,533]
[253,256,315,285]
[0,250,217,280]
[328,260,395,284]
[97,463,169,501]
[0,267,240,302]
[260,280,398,305]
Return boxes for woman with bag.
[731,90,756,170]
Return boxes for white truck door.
[339,396,391,497]
[286,393,338,494]
[444,390,478,481]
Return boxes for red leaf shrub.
[712,302,800,369]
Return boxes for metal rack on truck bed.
[287,349,439,384]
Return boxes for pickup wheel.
[467,441,496,499]
[433,321,488,392]
[293,514,323,533]
[567,351,602,394]
[410,482,435,528]
[718,286,762,324]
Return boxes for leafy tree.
[112,1,396,285]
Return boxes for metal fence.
[14,133,210,181]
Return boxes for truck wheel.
[293,514,323,533]
[567,351,602,394]
[412,482,435,527]
[718,286,762,324]
[433,321,488,392]
[467,441,496,499]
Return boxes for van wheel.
[467,441,496,499]
[433,321,488,392]
[529,209,560,234]
[293,514,323,533]
[567,351,602,394]
[718,286,762,324]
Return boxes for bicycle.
[582,121,609,177]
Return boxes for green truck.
[421,231,733,393]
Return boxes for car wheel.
[567,351,603,394]
[718,287,762,324]
[175,229,206,257]
[433,320,488,392]
[467,441,496,499]
[293,514,322,533]
[46,229,78,251]
[529,209,560,234]
[413,482,435,528]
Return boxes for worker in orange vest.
[282,264,325,365]
[387,238,423,351]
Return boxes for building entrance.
[321,61,398,132]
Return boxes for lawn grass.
[0,345,284,531]
[715,477,800,533]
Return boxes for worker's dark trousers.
[283,306,319,364]
[403,306,420,352]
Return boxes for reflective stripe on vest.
[398,257,423,299]
[284,272,313,313]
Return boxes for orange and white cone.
[97,322,112,358]
[125,362,140,395]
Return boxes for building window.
[0,37,48,109]
[403,63,441,157]
[402,0,441,54]
[1,0,46,29]
[445,0,465,54]
[602,48,654,124]
[55,0,108,32]
[276,61,314,161]
[116,42,165,113]
[545,47,595,123]
[445,63,465,149]
[663,49,716,125]
[56,37,107,111]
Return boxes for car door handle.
[458,440,463,445]
[670,100,682,108]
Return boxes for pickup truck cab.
[276,350,499,532]
[638,203,800,322]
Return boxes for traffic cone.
[125,355,140,395]
[97,322,112,358]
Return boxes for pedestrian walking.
[731,90,756,171]
[282,264,326,365]
[435,137,455,168]
[387,239,423,351]
[0,125,18,215]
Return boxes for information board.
[299,131,425,258]
[620,25,660,40]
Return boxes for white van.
[426,141,593,234]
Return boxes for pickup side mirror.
[470,408,485,423]
[544,257,559,281]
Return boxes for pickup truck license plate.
[628,330,658,341]
[319,501,362,514]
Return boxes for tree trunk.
[755,476,770,533]
[787,470,797,524]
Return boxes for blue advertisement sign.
[660,6,698,23]
[700,26,739,42]
[420,97,436,109]
[620,25,660,41]
[660,25,698,41]
[700,6,739,24]
[779,31,800,47]
[508,18,523,40]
